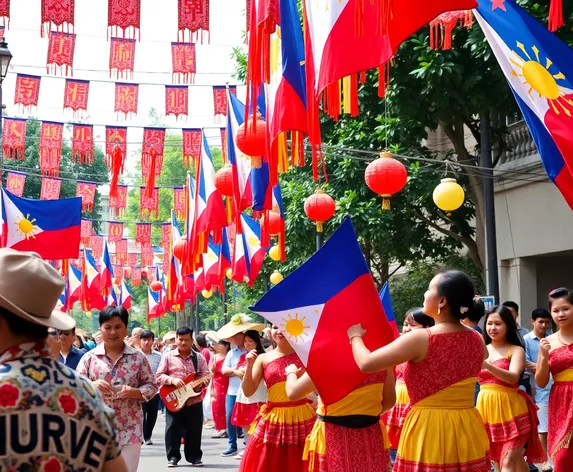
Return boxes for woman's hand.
[246,350,259,366]
[285,364,302,377]
[539,338,551,357]
[115,386,142,400]
[347,324,366,342]
[481,360,491,371]
[93,379,113,394]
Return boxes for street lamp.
[0,38,12,173]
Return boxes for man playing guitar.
[156,327,210,468]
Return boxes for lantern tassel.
[381,196,391,210]
[549,0,564,31]
[316,221,324,233]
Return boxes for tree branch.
[388,264,404,279]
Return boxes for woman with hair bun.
[347,270,491,472]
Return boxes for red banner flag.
[39,121,63,176]
[108,0,140,40]
[165,85,188,119]
[105,126,127,198]
[0,0,9,27]
[6,171,25,196]
[162,223,171,252]
[173,187,186,219]
[142,127,165,197]
[115,239,128,265]
[108,221,124,242]
[47,32,76,76]
[72,124,94,163]
[80,219,92,246]
[171,42,196,84]
[140,186,159,218]
[114,82,138,118]
[129,253,138,267]
[163,256,169,275]
[110,37,136,79]
[40,177,62,200]
[109,184,128,216]
[182,128,201,167]
[213,85,235,117]
[178,0,209,43]
[141,246,154,268]
[91,235,104,260]
[2,118,26,160]
[135,223,152,247]
[113,265,124,282]
[132,266,141,286]
[41,0,74,36]
[14,74,41,112]
[220,127,227,161]
[63,79,89,117]
[76,180,97,212]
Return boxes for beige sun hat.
[0,248,75,331]
[204,330,220,344]
[216,313,265,340]
[163,331,176,342]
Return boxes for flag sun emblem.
[14,214,39,240]
[281,313,310,342]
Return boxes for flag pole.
[316,232,322,251]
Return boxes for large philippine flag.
[251,217,396,405]
[474,0,573,209]
[1,188,82,260]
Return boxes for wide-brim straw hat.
[163,331,176,341]
[204,330,221,344]
[0,248,75,331]
[216,313,265,340]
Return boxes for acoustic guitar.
[160,373,214,412]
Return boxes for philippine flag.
[218,227,232,287]
[240,213,266,287]
[100,239,114,297]
[251,217,396,405]
[147,284,164,322]
[83,249,105,311]
[231,227,248,284]
[474,0,573,209]
[120,280,132,310]
[1,189,82,260]
[228,92,253,213]
[379,282,400,339]
[68,263,83,308]
[203,237,222,288]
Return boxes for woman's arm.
[348,325,428,373]
[381,368,396,414]
[535,338,551,388]
[482,346,524,385]
[241,351,264,397]
[285,369,315,401]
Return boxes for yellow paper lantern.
[433,178,465,215]
[226,268,233,280]
[269,245,281,261]
[270,270,284,285]
[201,289,213,299]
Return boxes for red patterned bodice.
[355,369,387,390]
[478,357,516,387]
[395,363,407,382]
[264,352,303,389]
[404,330,484,405]
[549,344,573,377]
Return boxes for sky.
[2,0,248,171]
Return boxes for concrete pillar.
[499,257,537,326]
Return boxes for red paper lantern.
[173,238,187,262]
[150,280,162,292]
[236,116,266,168]
[365,151,408,210]
[215,164,233,197]
[266,211,282,235]
[304,189,336,233]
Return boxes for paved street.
[139,415,241,472]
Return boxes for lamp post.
[0,38,13,174]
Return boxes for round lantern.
[364,151,408,210]
[236,117,267,168]
[264,211,282,235]
[173,238,187,262]
[150,280,162,292]
[202,289,213,299]
[433,178,465,215]
[270,270,284,285]
[304,189,336,233]
[269,245,281,261]
[226,268,233,280]
[215,164,234,197]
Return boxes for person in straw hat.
[0,249,126,472]
[216,313,264,457]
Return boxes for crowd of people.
[0,249,572,472]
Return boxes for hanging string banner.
[6,171,25,196]
[105,126,127,197]
[213,85,236,117]
[113,264,123,282]
[140,186,159,218]
[178,0,209,43]
[171,42,196,84]
[115,238,128,264]
[161,223,171,252]
[108,0,140,40]
[114,82,139,119]
[39,121,63,176]
[72,124,94,163]
[108,221,124,242]
[41,0,75,36]
[80,219,92,246]
[182,128,201,167]
[173,187,186,219]
[142,127,165,197]
[165,85,188,119]
[76,180,96,212]
[0,0,9,27]
[91,235,103,260]
[141,246,154,268]
[15,74,41,113]
[135,223,152,247]
[40,176,62,200]
[128,253,138,267]
[47,32,76,76]
[131,266,141,286]
[2,118,26,160]
[63,79,89,117]
[109,184,128,216]
[110,37,136,79]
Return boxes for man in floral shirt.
[0,249,126,472]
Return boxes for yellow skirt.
[395,378,491,472]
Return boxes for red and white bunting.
[41,0,74,36]
[15,75,41,113]
[6,171,25,196]
[47,32,76,76]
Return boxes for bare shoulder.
[546,333,561,350]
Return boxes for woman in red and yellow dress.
[348,270,491,472]
[385,308,434,460]
[477,305,545,470]
[284,364,395,471]
[536,288,573,471]
[239,326,316,472]
[210,339,230,436]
